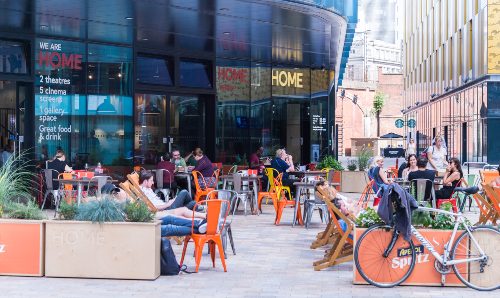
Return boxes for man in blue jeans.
[161,215,207,237]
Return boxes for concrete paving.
[0,196,496,298]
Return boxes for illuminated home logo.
[0,244,5,253]
[272,70,303,88]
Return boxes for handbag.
[160,238,180,275]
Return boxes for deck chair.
[481,183,500,224]
[479,170,499,185]
[124,174,184,245]
[312,187,354,271]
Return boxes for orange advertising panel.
[353,228,465,287]
[0,221,44,276]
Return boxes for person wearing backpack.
[426,136,448,171]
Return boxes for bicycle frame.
[410,206,487,266]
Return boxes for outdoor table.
[174,171,193,197]
[287,171,327,179]
[292,181,318,227]
[54,178,118,205]
[221,174,261,211]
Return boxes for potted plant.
[347,160,357,171]
[353,203,465,287]
[341,148,372,193]
[317,155,343,190]
[0,153,46,277]
[44,198,161,280]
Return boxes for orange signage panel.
[353,228,465,287]
[0,221,44,276]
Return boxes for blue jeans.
[160,215,202,237]
[166,189,196,210]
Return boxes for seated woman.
[435,157,463,201]
[368,156,391,196]
[314,180,357,239]
[191,148,215,188]
[157,152,177,191]
[401,154,418,180]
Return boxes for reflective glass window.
[179,59,212,88]
[34,38,86,165]
[134,94,167,166]
[170,95,206,155]
[0,39,30,74]
[216,59,250,163]
[87,44,133,166]
[136,55,174,86]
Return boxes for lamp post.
[363,30,371,82]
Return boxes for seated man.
[408,157,436,202]
[139,170,208,236]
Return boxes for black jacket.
[377,183,418,241]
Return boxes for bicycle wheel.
[354,224,416,287]
[451,225,500,291]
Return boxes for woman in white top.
[406,138,416,156]
[426,136,448,171]
[402,154,418,180]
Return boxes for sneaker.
[197,219,207,234]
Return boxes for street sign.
[395,119,404,128]
[408,119,416,128]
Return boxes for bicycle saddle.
[454,186,479,195]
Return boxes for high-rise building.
[0,0,358,172]
[403,0,499,163]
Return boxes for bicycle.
[354,205,500,291]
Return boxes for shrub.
[4,200,45,220]
[357,147,372,171]
[317,155,344,171]
[355,207,384,228]
[347,159,357,171]
[124,200,154,222]
[58,200,78,220]
[75,197,125,223]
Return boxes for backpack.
[420,145,433,159]
[160,238,180,275]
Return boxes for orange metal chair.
[192,170,215,202]
[257,168,280,213]
[179,199,230,272]
[274,173,302,225]
[356,180,376,209]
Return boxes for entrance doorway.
[0,80,33,162]
[134,93,209,166]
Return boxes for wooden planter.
[45,220,160,280]
[0,219,44,276]
[353,227,465,287]
[341,171,368,193]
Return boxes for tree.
[372,92,386,137]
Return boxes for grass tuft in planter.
[75,196,125,223]
[58,200,78,220]
[3,200,45,220]
[124,200,154,222]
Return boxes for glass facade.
[0,0,350,172]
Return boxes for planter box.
[353,227,464,287]
[341,171,368,193]
[45,220,160,280]
[0,219,44,276]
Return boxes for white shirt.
[427,145,447,170]
[140,185,164,208]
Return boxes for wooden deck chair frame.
[479,170,499,185]
[481,183,500,225]
[310,190,341,249]
[312,187,354,271]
